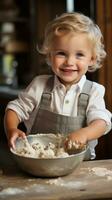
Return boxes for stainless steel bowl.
[10,134,87,177]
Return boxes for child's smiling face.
[49,33,96,87]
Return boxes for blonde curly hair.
[39,12,106,72]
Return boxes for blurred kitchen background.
[0,0,112,160]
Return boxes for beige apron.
[31,76,97,160]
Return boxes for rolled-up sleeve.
[6,92,36,122]
[5,75,50,124]
[86,82,112,134]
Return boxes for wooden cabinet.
[95,0,112,160]
[0,0,35,87]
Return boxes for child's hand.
[65,129,88,149]
[7,128,26,150]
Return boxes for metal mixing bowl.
[10,134,87,177]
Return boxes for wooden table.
[0,142,112,200]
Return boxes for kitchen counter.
[0,142,112,200]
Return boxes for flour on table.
[46,177,64,186]
[89,167,112,179]
[0,187,24,196]
[46,178,88,189]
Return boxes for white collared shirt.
[6,74,112,134]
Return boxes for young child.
[4,12,111,160]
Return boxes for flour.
[0,187,24,196]
[64,138,86,155]
[46,177,64,186]
[67,140,86,150]
[46,178,88,189]
[89,167,112,178]
[15,134,69,159]
[15,141,69,159]
[14,134,86,159]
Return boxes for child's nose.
[65,55,75,65]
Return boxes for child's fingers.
[18,131,26,139]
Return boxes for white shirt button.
[65,100,69,104]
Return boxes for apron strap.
[78,80,93,115]
[39,76,54,109]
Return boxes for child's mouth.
[60,69,78,73]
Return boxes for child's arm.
[67,119,107,145]
[4,109,26,149]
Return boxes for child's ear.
[90,55,96,66]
